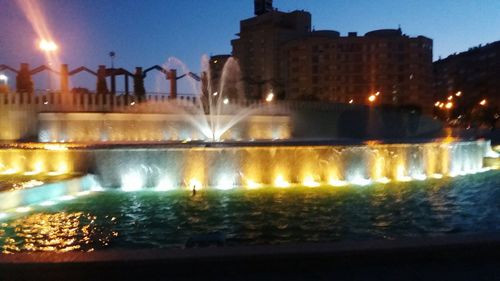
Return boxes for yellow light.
[328,178,347,187]
[431,173,443,179]
[445,102,453,109]
[43,144,68,151]
[396,164,412,182]
[447,95,453,101]
[189,179,202,190]
[38,39,58,52]
[439,103,444,108]
[302,175,320,187]
[376,177,391,184]
[375,91,380,96]
[368,95,376,102]
[434,101,441,107]
[274,175,290,188]
[265,93,274,102]
[348,99,354,104]
[246,180,262,189]
[479,99,487,106]
[455,91,462,97]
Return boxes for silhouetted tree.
[16,64,33,94]
[134,67,146,102]
[96,65,108,95]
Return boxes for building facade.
[433,40,500,110]
[231,0,433,109]
[231,0,311,99]
[281,29,433,106]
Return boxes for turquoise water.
[1,170,499,253]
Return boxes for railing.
[0,92,356,115]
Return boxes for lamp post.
[38,39,58,92]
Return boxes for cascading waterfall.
[89,140,493,191]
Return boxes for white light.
[223,98,229,105]
[130,102,136,106]
[59,195,76,201]
[15,206,31,213]
[40,200,56,206]
[213,92,218,96]
[24,170,41,176]
[216,176,235,190]
[350,177,372,186]
[0,74,7,82]
[0,213,8,220]
[121,172,144,192]
[77,191,91,196]
[155,177,175,191]
[1,168,18,175]
[412,174,427,181]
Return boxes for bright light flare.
[223,98,229,105]
[302,175,320,187]
[38,39,58,52]
[445,102,453,109]
[479,99,487,106]
[368,95,376,102]
[265,93,274,102]
[455,91,462,97]
[274,175,290,188]
[246,180,262,189]
[15,206,31,213]
[121,172,144,192]
[189,179,202,191]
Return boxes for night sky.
[0,0,499,93]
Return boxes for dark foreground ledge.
[1,233,500,281]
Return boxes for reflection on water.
[1,212,117,253]
[0,170,499,253]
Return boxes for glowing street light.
[434,101,441,107]
[455,91,462,97]
[368,95,376,103]
[445,102,453,109]
[265,92,274,102]
[447,95,453,101]
[348,99,354,104]
[223,98,229,105]
[213,92,218,96]
[38,39,58,52]
[375,91,380,96]
[479,99,487,106]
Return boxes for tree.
[16,64,34,94]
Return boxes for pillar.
[60,64,69,93]
[168,69,177,99]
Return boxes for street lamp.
[368,94,376,103]
[479,99,487,106]
[38,39,58,91]
[38,39,58,52]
